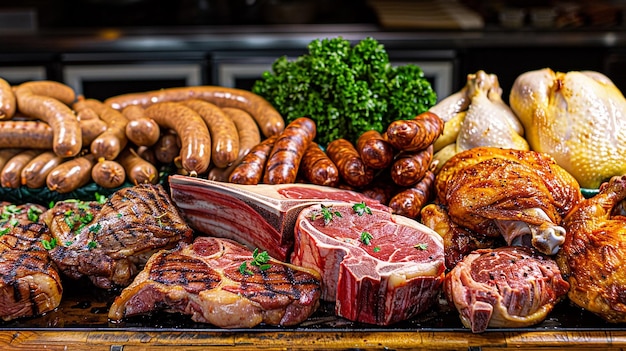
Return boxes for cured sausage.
[21,151,64,189]
[46,154,96,193]
[80,118,108,146]
[0,120,104,149]
[154,130,180,165]
[385,111,444,152]
[122,105,160,147]
[1,149,42,188]
[388,169,436,219]
[229,135,277,185]
[117,148,159,185]
[207,107,262,182]
[356,130,394,169]
[0,149,22,171]
[390,145,433,187]
[0,77,16,119]
[14,82,81,157]
[299,142,340,187]
[326,138,375,188]
[144,102,211,176]
[181,99,239,168]
[104,86,285,137]
[75,99,129,160]
[263,117,316,185]
[91,158,126,188]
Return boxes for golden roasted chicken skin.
[557,175,626,323]
[433,147,582,256]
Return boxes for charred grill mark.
[149,253,220,293]
[234,263,320,303]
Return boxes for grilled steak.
[40,184,193,289]
[0,202,63,321]
[445,246,569,333]
[169,175,386,261]
[291,202,445,325]
[108,236,322,328]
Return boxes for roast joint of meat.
[40,183,194,289]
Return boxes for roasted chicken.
[557,175,626,323]
[423,147,582,261]
[510,68,626,189]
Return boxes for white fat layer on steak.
[493,207,565,255]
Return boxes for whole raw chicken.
[426,147,582,260]
[510,68,626,189]
[557,175,626,323]
[430,70,529,170]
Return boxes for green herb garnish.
[27,206,42,222]
[360,231,373,245]
[414,243,428,250]
[352,202,372,216]
[42,238,58,250]
[88,223,102,233]
[87,241,97,249]
[310,204,342,225]
[0,227,10,236]
[373,246,381,253]
[240,248,272,275]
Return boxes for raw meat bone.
[494,207,565,255]
[168,175,386,261]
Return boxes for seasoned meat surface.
[41,184,193,289]
[109,236,322,328]
[0,202,63,321]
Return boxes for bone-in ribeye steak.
[291,202,446,325]
[108,236,322,328]
[0,202,63,321]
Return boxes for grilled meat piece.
[109,236,322,328]
[0,202,63,321]
[40,184,193,289]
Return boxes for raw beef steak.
[291,202,445,325]
[109,236,322,328]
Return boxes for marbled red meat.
[291,202,445,325]
[445,246,569,333]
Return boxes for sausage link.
[144,102,211,176]
[104,86,285,137]
[80,118,108,146]
[15,81,76,105]
[117,148,159,185]
[356,130,395,169]
[299,142,340,187]
[136,146,157,166]
[0,77,16,119]
[388,169,436,219]
[154,130,181,165]
[390,145,433,187]
[46,154,96,193]
[326,138,375,188]
[75,99,128,160]
[181,99,239,168]
[1,149,42,188]
[360,175,398,205]
[385,111,444,152]
[0,149,22,171]
[15,82,82,157]
[0,120,104,150]
[122,105,160,147]
[263,117,316,184]
[76,107,99,121]
[228,135,277,185]
[208,107,263,182]
[21,151,64,189]
[91,158,126,188]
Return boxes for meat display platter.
[1,277,626,350]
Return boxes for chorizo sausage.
[390,145,433,187]
[181,99,239,168]
[144,102,211,176]
[122,105,160,147]
[74,99,128,160]
[326,138,375,188]
[46,154,96,193]
[14,81,81,157]
[356,130,395,170]
[1,149,42,188]
[388,169,436,219]
[21,151,64,189]
[385,111,444,152]
[263,117,316,184]
[299,142,340,187]
[208,107,262,182]
[153,130,180,165]
[0,77,16,119]
[91,158,126,189]
[117,148,159,185]
[228,135,277,185]
[104,86,285,137]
